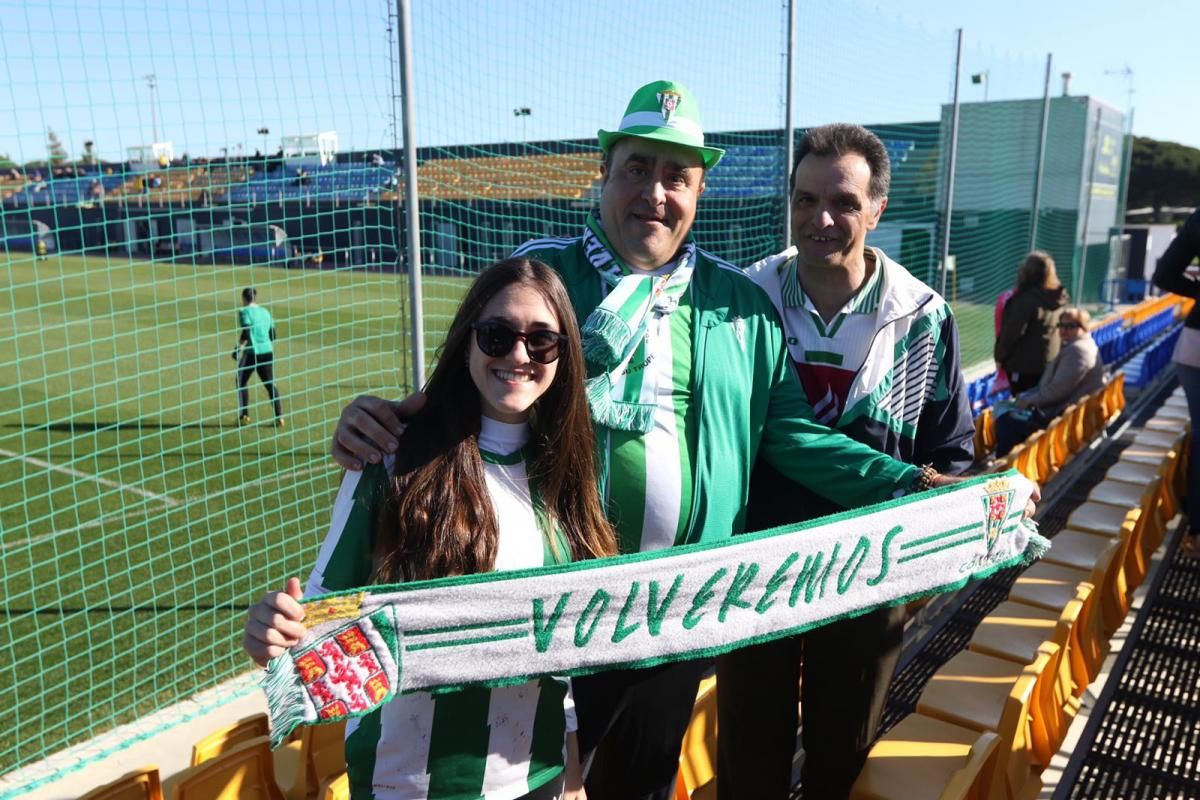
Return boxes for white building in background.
[126,141,175,167]
[281,131,339,166]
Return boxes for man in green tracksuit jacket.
[329,81,944,800]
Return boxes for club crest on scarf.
[658,91,681,120]
[981,477,1016,557]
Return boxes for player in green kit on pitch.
[234,287,285,428]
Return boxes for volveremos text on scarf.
[261,471,1048,746]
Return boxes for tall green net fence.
[0,0,1129,792]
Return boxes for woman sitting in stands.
[994,306,1107,457]
[243,257,614,800]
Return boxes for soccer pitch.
[0,252,472,772]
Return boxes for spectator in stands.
[233,287,285,428]
[725,123,975,799]
[994,251,1068,393]
[993,306,1107,457]
[1151,209,1200,555]
[324,81,958,800]
[244,258,612,800]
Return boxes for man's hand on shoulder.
[332,392,427,470]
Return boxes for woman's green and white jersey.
[306,417,574,800]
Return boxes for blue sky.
[1,0,1195,164]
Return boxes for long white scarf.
[262,472,1046,746]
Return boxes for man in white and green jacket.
[330,84,948,800]
[718,123,975,799]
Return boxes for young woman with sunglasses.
[244,258,616,800]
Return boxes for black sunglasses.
[1056,321,1081,329]
[472,321,567,364]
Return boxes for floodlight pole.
[1029,53,1053,251]
[939,29,963,297]
[783,0,796,249]
[144,73,159,145]
[397,0,425,388]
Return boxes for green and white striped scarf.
[580,215,696,433]
[262,472,1049,747]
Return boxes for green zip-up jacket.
[513,227,919,546]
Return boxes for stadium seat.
[80,766,164,800]
[676,675,718,800]
[919,640,1070,771]
[318,773,349,800]
[849,713,1002,800]
[190,714,271,766]
[916,645,1057,800]
[972,407,994,465]
[171,735,285,800]
[967,584,1098,701]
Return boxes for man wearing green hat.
[326,81,954,799]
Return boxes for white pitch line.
[3,506,159,550]
[0,447,183,507]
[0,460,339,552]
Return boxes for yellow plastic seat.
[1045,413,1072,478]
[969,585,1099,699]
[849,713,1002,800]
[191,714,271,766]
[318,773,349,800]
[917,642,1070,771]
[300,721,347,800]
[1064,501,1133,537]
[1103,458,1160,486]
[1014,431,1045,482]
[191,714,306,800]
[1009,538,1118,626]
[676,675,718,799]
[1086,478,1149,509]
[918,646,1054,800]
[171,736,286,800]
[1132,428,1184,449]
[1066,400,1090,452]
[80,766,164,800]
[973,408,995,466]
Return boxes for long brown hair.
[1016,251,1062,292]
[372,257,615,582]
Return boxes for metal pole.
[939,29,963,297]
[1029,53,1053,251]
[1075,107,1103,303]
[1116,106,1135,225]
[783,0,796,248]
[397,0,425,388]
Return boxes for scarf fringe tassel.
[586,375,656,434]
[262,655,309,748]
[581,309,632,366]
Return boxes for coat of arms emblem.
[981,477,1016,556]
[657,91,681,121]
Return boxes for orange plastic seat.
[917,646,1055,800]
[318,773,349,800]
[1086,478,1148,509]
[80,766,164,800]
[969,584,1102,700]
[191,714,271,766]
[849,713,1002,800]
[676,676,718,799]
[171,736,286,800]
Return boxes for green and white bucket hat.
[597,80,725,170]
